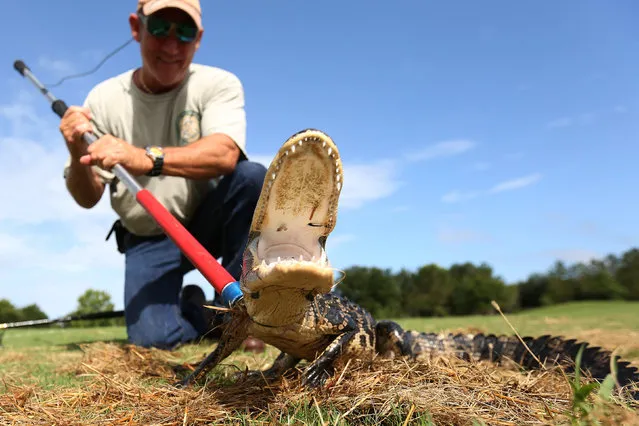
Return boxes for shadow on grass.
[61,339,129,351]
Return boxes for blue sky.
[1,1,638,318]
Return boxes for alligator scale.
[177,129,639,400]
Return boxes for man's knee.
[126,304,197,350]
[127,326,172,350]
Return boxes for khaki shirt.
[63,63,247,236]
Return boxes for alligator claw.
[302,363,334,389]
[173,376,191,388]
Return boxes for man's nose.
[161,29,181,54]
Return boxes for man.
[59,0,267,351]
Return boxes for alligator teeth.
[291,145,296,153]
[299,255,304,261]
[327,147,332,156]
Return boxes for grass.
[1,301,638,425]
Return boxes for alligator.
[175,129,639,400]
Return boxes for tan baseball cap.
[137,0,203,31]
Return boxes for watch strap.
[145,146,164,177]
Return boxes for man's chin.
[151,64,189,85]
[156,73,188,89]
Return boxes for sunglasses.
[138,13,198,43]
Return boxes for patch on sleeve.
[176,110,202,145]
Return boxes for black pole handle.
[13,60,28,75]
[52,99,69,118]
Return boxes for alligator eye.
[305,292,315,301]
[250,292,260,299]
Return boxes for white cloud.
[0,136,115,225]
[441,190,480,204]
[37,56,75,75]
[442,173,543,203]
[339,160,402,209]
[437,227,490,244]
[405,139,475,162]
[488,173,543,193]
[540,249,600,264]
[249,152,403,210]
[249,137,473,210]
[327,234,356,249]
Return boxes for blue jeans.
[120,160,267,350]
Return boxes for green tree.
[577,260,627,300]
[516,273,550,308]
[18,304,48,321]
[448,262,515,315]
[405,264,453,317]
[70,289,116,327]
[339,266,402,318]
[615,248,639,300]
[0,299,22,323]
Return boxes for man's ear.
[194,30,204,50]
[129,13,142,42]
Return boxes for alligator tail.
[374,320,639,399]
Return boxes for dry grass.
[1,341,637,425]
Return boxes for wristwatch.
[145,146,165,176]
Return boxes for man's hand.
[80,135,153,176]
[59,106,92,160]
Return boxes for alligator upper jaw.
[239,129,343,324]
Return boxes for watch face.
[148,146,164,157]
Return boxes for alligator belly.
[249,322,335,361]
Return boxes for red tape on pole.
[135,189,235,293]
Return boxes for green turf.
[392,300,639,338]
[1,325,127,349]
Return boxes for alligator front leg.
[176,312,250,388]
[302,328,374,389]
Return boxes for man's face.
[131,7,203,87]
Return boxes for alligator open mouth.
[240,129,343,300]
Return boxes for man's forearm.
[160,133,241,180]
[65,159,105,208]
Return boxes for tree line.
[2,247,638,325]
[0,289,124,327]
[337,247,639,318]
